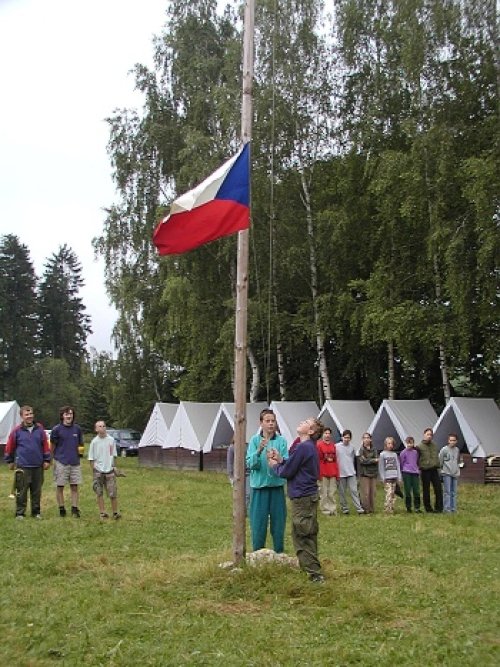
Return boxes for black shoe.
[59,506,67,517]
[415,509,422,513]
[309,573,325,583]
[406,508,412,513]
[71,507,81,518]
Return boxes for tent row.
[139,398,500,480]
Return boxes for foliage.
[16,357,80,428]
[0,235,38,400]
[94,0,498,409]
[0,462,499,665]
[37,244,92,373]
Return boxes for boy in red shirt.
[316,427,339,515]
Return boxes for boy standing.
[4,405,51,519]
[417,428,443,513]
[399,436,422,513]
[378,437,402,514]
[246,409,288,552]
[316,427,339,515]
[50,406,84,518]
[336,429,365,515]
[88,420,121,520]
[268,418,324,582]
[358,432,379,513]
[439,433,460,513]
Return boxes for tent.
[204,402,269,450]
[433,398,500,458]
[139,403,178,448]
[165,401,220,453]
[367,399,438,451]
[318,400,375,449]
[269,401,320,446]
[0,401,20,445]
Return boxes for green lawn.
[1,458,499,666]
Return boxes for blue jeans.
[443,474,458,512]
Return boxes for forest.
[1,0,498,431]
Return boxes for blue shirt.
[273,438,319,499]
[51,423,83,466]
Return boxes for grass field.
[1,457,499,666]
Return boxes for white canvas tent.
[165,401,220,453]
[204,402,269,450]
[433,398,500,457]
[368,399,438,451]
[318,400,375,450]
[139,403,179,448]
[269,401,320,447]
[0,401,20,444]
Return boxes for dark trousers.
[16,466,44,517]
[291,494,322,576]
[420,468,443,512]
[249,486,287,553]
[402,472,421,510]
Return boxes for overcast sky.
[0,0,168,352]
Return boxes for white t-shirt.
[88,434,117,473]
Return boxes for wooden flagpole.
[232,0,255,564]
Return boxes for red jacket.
[316,440,339,479]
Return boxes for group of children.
[318,427,461,516]
[4,404,122,520]
[243,409,462,583]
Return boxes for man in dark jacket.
[417,428,443,513]
[4,405,51,519]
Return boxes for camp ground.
[269,401,320,446]
[0,401,20,455]
[367,399,438,451]
[138,403,179,467]
[433,397,500,483]
[318,400,375,451]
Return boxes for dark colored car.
[107,428,141,457]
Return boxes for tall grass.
[1,458,499,666]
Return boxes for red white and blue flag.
[153,143,250,255]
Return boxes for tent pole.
[232,0,255,565]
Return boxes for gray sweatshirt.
[439,445,460,478]
[378,450,401,482]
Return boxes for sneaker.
[100,512,109,519]
[33,514,42,520]
[113,512,122,520]
[15,514,25,520]
[342,510,350,515]
[309,573,325,583]
[415,509,422,513]
[357,509,366,514]
[71,507,81,518]
[59,506,67,517]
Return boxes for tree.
[16,358,80,428]
[38,245,91,373]
[0,235,38,399]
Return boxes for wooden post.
[232,0,254,564]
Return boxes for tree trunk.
[300,169,332,401]
[247,345,260,403]
[388,339,396,400]
[433,253,451,402]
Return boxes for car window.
[121,431,141,440]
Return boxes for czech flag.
[153,143,250,255]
